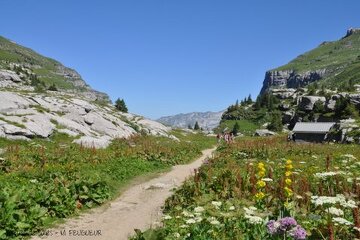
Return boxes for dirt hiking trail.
[32,147,216,240]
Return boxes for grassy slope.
[0,36,76,89]
[0,131,216,239]
[270,31,360,89]
[273,31,360,73]
[215,120,259,136]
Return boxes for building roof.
[292,122,336,134]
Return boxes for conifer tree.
[115,98,128,113]
[194,121,200,130]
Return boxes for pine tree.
[267,112,283,132]
[232,122,240,136]
[194,121,200,130]
[247,94,253,103]
[188,124,193,130]
[115,98,128,113]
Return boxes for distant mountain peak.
[157,110,225,130]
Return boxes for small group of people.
[216,132,234,144]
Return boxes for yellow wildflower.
[286,159,292,165]
[256,180,266,188]
[285,171,292,177]
[285,178,292,185]
[257,162,265,169]
[255,192,265,200]
[258,170,266,178]
[284,186,293,198]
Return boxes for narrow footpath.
[32,147,216,240]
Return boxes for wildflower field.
[0,131,215,239]
[134,136,360,240]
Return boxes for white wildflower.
[299,161,306,164]
[194,216,203,222]
[163,215,172,220]
[229,206,236,211]
[194,206,205,213]
[262,178,273,182]
[340,199,357,209]
[211,201,222,208]
[210,219,220,225]
[332,217,353,226]
[208,217,220,225]
[186,218,196,224]
[180,224,188,228]
[326,207,344,216]
[174,232,180,238]
[244,215,263,224]
[29,179,38,184]
[182,211,194,218]
[342,154,357,160]
[314,171,344,179]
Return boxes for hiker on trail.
[216,133,221,143]
[224,132,229,143]
[229,133,234,143]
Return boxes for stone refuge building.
[291,122,336,143]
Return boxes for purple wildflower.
[266,220,280,235]
[279,217,297,232]
[289,225,307,240]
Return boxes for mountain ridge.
[157,110,224,130]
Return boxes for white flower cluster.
[211,201,222,209]
[194,206,205,213]
[314,171,345,179]
[207,216,220,225]
[326,207,344,216]
[243,206,263,225]
[262,178,273,182]
[311,194,357,208]
[341,154,357,160]
[332,217,353,226]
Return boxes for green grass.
[215,120,259,136]
[0,131,215,239]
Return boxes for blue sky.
[1,0,360,119]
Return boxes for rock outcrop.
[260,69,327,94]
[0,91,172,148]
[298,96,326,111]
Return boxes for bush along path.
[30,147,216,240]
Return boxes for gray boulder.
[0,70,22,83]
[326,100,337,111]
[298,96,326,111]
[254,129,277,137]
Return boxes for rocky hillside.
[261,28,360,93]
[158,111,224,130]
[0,36,173,147]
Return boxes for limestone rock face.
[261,69,326,93]
[298,96,326,111]
[0,91,173,148]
